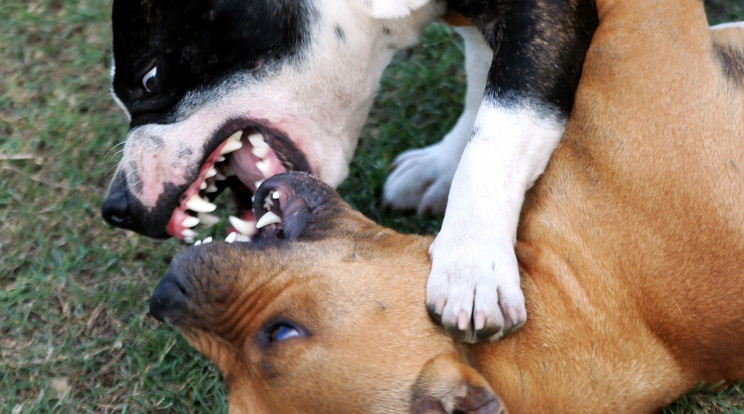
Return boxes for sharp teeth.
[182,216,200,228]
[263,195,274,210]
[206,183,218,193]
[252,146,270,159]
[256,160,271,176]
[225,232,251,243]
[256,211,281,229]
[197,212,220,226]
[200,181,207,190]
[186,194,217,213]
[217,156,226,162]
[229,216,257,236]
[254,180,264,189]
[221,132,243,154]
[205,167,217,179]
[248,132,267,148]
[182,229,197,240]
[215,172,227,181]
[228,130,242,142]
[249,133,271,159]
[194,237,212,246]
[272,191,281,199]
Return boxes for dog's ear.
[411,353,505,414]
[356,0,431,19]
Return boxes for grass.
[1,0,743,412]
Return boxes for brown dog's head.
[150,172,504,413]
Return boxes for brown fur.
[152,0,744,412]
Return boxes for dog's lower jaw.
[426,100,566,343]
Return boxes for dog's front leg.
[427,0,597,343]
[382,26,491,215]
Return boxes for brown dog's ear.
[251,172,346,241]
[411,353,506,414]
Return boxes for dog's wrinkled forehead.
[111,0,313,126]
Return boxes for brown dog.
[149,1,744,412]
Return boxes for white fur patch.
[356,0,431,19]
[711,21,744,31]
[426,98,566,342]
[110,0,445,209]
[382,26,491,214]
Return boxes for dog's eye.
[258,318,306,347]
[142,65,157,92]
[270,324,300,343]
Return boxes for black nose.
[101,173,135,229]
[150,269,191,324]
[101,172,171,238]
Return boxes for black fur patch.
[334,24,346,41]
[450,0,598,115]
[112,0,314,127]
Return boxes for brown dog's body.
[150,0,744,412]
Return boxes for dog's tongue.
[229,143,285,193]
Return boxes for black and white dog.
[103,0,597,343]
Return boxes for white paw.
[426,236,526,343]
[382,142,459,216]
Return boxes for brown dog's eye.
[258,318,306,347]
[270,324,300,343]
[142,66,157,92]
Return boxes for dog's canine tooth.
[256,160,271,176]
[206,183,219,193]
[256,211,281,229]
[215,172,227,181]
[200,181,207,190]
[228,130,242,142]
[186,194,217,213]
[217,156,226,163]
[182,216,200,228]
[197,212,220,226]
[272,191,281,200]
[229,215,257,236]
[221,132,244,154]
[205,167,218,179]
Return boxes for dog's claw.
[426,235,526,344]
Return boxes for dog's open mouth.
[165,127,310,243]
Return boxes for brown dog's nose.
[150,269,191,324]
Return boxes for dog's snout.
[101,175,134,228]
[101,173,171,238]
[150,270,191,324]
[102,190,131,227]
